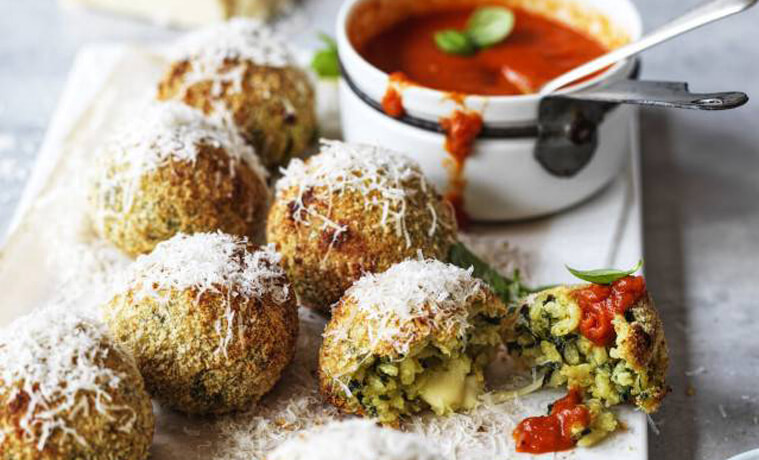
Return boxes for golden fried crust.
[614,293,670,412]
[90,144,269,257]
[157,59,317,172]
[317,296,367,418]
[0,341,155,460]
[267,184,457,313]
[105,283,298,415]
[317,367,367,419]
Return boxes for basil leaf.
[466,7,515,48]
[448,242,532,305]
[434,30,476,55]
[566,260,644,285]
[311,33,340,78]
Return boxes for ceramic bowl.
[336,0,643,221]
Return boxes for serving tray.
[0,43,648,460]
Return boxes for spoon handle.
[564,80,748,110]
[539,0,758,95]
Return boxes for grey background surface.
[1,0,757,459]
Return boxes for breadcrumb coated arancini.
[105,232,298,415]
[507,278,669,413]
[506,276,668,448]
[157,19,317,172]
[319,259,510,425]
[0,307,155,460]
[267,140,458,312]
[89,101,270,257]
[268,420,444,460]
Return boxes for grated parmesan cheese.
[173,18,292,68]
[326,259,487,361]
[0,306,137,451]
[97,100,265,178]
[170,18,295,97]
[277,140,443,248]
[91,101,267,229]
[268,419,444,460]
[113,232,290,355]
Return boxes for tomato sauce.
[573,275,647,347]
[382,87,405,118]
[359,6,609,96]
[514,388,591,454]
[440,109,483,165]
[381,72,410,118]
[440,109,483,228]
[445,189,470,229]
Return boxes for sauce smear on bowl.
[440,109,483,227]
[382,72,411,118]
[359,6,609,96]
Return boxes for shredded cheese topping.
[92,101,267,227]
[0,307,137,451]
[171,18,295,97]
[268,419,444,460]
[277,140,441,248]
[326,259,487,360]
[99,100,265,178]
[174,18,293,68]
[114,232,290,356]
[123,232,287,301]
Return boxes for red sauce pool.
[359,6,609,96]
[513,388,591,454]
[573,275,647,346]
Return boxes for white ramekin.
[336,0,644,221]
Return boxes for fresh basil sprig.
[311,33,340,79]
[467,7,516,48]
[434,30,477,56]
[448,242,532,305]
[434,7,515,56]
[566,260,644,285]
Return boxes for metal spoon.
[539,0,758,95]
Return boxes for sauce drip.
[381,72,409,118]
[382,87,405,118]
[359,7,609,96]
[513,388,591,454]
[440,110,483,165]
[439,109,483,228]
[573,275,647,347]
[444,189,470,229]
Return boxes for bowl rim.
[336,0,644,107]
